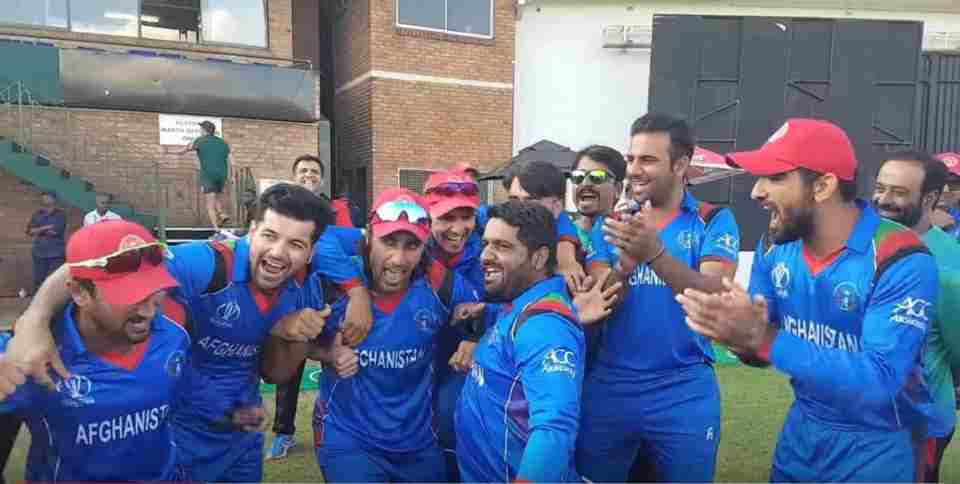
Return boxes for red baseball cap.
[454,162,479,176]
[935,152,960,177]
[66,220,179,306]
[423,170,480,218]
[726,118,858,181]
[370,187,431,243]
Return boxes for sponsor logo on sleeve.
[891,297,932,330]
[541,347,577,379]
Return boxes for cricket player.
[456,200,586,482]
[578,113,740,482]
[678,118,939,482]
[7,183,333,482]
[308,188,481,482]
[872,151,960,482]
[0,220,187,481]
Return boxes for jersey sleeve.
[164,242,216,301]
[513,315,584,482]
[0,334,37,413]
[747,237,779,324]
[585,216,613,269]
[767,252,938,412]
[311,230,364,290]
[699,208,740,265]
[555,212,580,248]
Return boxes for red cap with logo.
[726,118,858,181]
[936,152,960,177]
[66,220,179,306]
[423,170,480,218]
[370,187,431,243]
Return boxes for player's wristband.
[643,243,666,266]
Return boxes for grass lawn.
[4,365,959,482]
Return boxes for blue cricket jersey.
[311,257,479,453]
[164,238,309,480]
[312,226,365,290]
[749,202,937,432]
[587,192,740,377]
[0,304,189,482]
[456,276,585,483]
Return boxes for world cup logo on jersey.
[415,308,438,333]
[771,262,790,298]
[57,374,94,407]
[165,350,186,377]
[212,300,241,328]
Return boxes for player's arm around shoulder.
[0,333,38,408]
[513,312,585,482]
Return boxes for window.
[396,0,493,38]
[4,0,68,29]
[141,0,200,43]
[0,0,267,48]
[70,0,140,37]
[201,0,267,47]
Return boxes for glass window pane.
[69,0,139,37]
[446,0,491,36]
[201,0,266,47]
[2,0,68,28]
[141,0,201,43]
[396,0,443,31]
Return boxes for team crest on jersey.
[212,300,241,328]
[832,282,861,313]
[56,374,94,407]
[715,233,739,255]
[165,350,186,377]
[541,347,577,379]
[771,262,790,298]
[676,230,698,250]
[415,308,438,333]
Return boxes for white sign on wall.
[159,114,224,146]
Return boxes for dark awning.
[479,139,577,180]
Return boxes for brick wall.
[334,0,515,207]
[369,0,515,84]
[370,78,513,198]
[1,106,319,226]
[0,0,294,64]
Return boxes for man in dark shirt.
[178,121,231,230]
[26,191,66,293]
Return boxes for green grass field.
[4,366,959,482]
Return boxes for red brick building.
[328,0,516,213]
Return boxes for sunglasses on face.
[426,182,479,197]
[371,199,430,225]
[570,169,614,185]
[67,242,166,274]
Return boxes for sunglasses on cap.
[67,242,166,274]
[425,182,479,197]
[570,169,614,185]
[371,199,430,225]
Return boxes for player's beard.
[770,203,815,245]
[874,200,923,229]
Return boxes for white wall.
[514,0,960,156]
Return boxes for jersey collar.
[510,275,568,316]
[844,199,878,255]
[680,190,700,213]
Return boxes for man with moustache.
[0,220,188,481]
[678,119,939,482]
[872,151,960,482]
[455,200,586,482]
[266,156,374,461]
[571,145,626,251]
[577,113,740,482]
[7,184,333,482]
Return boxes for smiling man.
[571,145,625,248]
[678,119,939,482]
[456,200,585,483]
[873,151,960,482]
[6,184,333,482]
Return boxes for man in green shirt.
[178,120,230,230]
[872,150,960,483]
